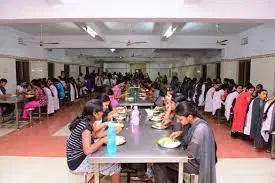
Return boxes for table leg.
[178,162,184,183]
[94,163,100,183]
[15,103,19,129]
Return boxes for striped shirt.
[66,119,92,171]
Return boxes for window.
[216,63,221,79]
[79,66,82,74]
[16,59,29,83]
[64,64,70,77]
[48,62,54,79]
[238,60,251,86]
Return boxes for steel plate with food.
[115,115,126,121]
[113,122,125,128]
[150,116,163,122]
[157,137,181,149]
[151,123,168,130]
[116,136,127,146]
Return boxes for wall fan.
[25,25,60,46]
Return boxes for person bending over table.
[153,101,217,183]
[67,99,121,183]
[0,78,15,116]
[21,79,48,120]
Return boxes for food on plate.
[157,137,181,148]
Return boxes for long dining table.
[0,95,25,128]
[118,98,154,108]
[89,109,190,183]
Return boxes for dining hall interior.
[1,1,275,183]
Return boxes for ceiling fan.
[25,24,60,46]
[216,39,228,46]
[113,40,147,47]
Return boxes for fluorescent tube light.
[110,49,116,52]
[164,25,177,38]
[81,25,98,38]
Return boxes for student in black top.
[66,99,121,183]
[0,78,15,116]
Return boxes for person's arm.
[82,129,107,155]
[92,122,109,133]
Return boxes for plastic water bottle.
[107,123,117,156]
[131,105,140,125]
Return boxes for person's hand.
[161,120,171,127]
[102,122,109,128]
[169,131,183,141]
[116,127,122,134]
[102,137,108,144]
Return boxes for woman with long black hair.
[153,101,217,183]
[66,99,121,183]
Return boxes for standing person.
[249,90,269,149]
[48,79,60,111]
[95,73,103,93]
[204,82,219,113]
[41,80,55,115]
[66,100,121,183]
[231,85,255,134]
[198,78,206,109]
[224,84,243,121]
[153,102,217,183]
[212,84,226,117]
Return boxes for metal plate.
[157,137,181,149]
[151,123,168,130]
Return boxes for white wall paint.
[0,26,43,59]
[224,24,275,59]
[177,65,202,81]
[206,63,217,79]
[104,63,130,74]
[29,60,48,80]
[0,57,16,94]
[146,63,172,81]
[54,63,64,78]
[250,57,275,96]
[70,65,79,79]
[220,61,239,82]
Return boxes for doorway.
[238,60,251,86]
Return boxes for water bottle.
[125,90,128,102]
[131,105,140,125]
[107,123,117,156]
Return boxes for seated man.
[0,78,15,116]
[153,101,217,183]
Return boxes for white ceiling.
[8,22,260,36]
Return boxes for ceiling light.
[81,25,98,38]
[164,25,177,38]
[110,49,116,52]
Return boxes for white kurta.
[204,87,215,112]
[43,87,54,114]
[261,102,275,142]
[212,89,225,115]
[50,85,59,111]
[198,84,206,107]
[192,84,198,103]
[70,84,75,102]
[243,100,255,135]
[224,91,239,121]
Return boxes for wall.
[0,26,43,59]
[29,60,48,80]
[250,57,275,96]
[224,24,275,59]
[70,65,79,79]
[176,65,202,81]
[146,63,171,81]
[54,63,64,78]
[206,63,217,79]
[103,63,130,74]
[0,57,16,94]
[220,61,239,82]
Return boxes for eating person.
[66,99,121,183]
[153,101,217,183]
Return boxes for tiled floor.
[0,99,274,182]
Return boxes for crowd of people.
[66,71,217,183]
[172,76,275,152]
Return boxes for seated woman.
[21,79,48,119]
[153,101,217,183]
[66,99,121,183]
